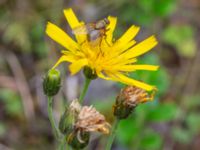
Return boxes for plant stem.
[59,136,66,150]
[47,96,60,140]
[79,77,91,104]
[105,118,120,150]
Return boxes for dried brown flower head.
[120,86,154,106]
[75,106,110,134]
[114,86,156,119]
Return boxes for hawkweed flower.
[46,8,158,91]
[113,85,155,119]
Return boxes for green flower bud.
[59,108,72,134]
[43,69,61,96]
[83,66,97,80]
[113,86,154,119]
[67,130,90,149]
[59,99,81,134]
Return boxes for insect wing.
[72,24,95,35]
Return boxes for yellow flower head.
[46,8,159,91]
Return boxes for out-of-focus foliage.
[172,95,200,144]
[0,122,6,138]
[162,24,197,58]
[0,0,56,58]
[0,89,23,117]
[90,0,176,26]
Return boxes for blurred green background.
[0,0,200,150]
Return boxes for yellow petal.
[116,25,140,44]
[106,16,117,44]
[52,55,76,69]
[63,8,86,43]
[46,22,79,52]
[61,50,85,58]
[118,65,159,72]
[63,8,81,29]
[69,59,88,75]
[107,55,137,67]
[109,72,155,91]
[110,25,139,56]
[123,36,158,59]
[107,40,136,60]
[97,72,111,80]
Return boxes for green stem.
[47,96,60,140]
[79,77,91,104]
[105,118,120,150]
[59,136,66,150]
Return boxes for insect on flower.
[46,8,159,91]
[72,18,110,47]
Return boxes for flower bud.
[67,130,90,149]
[59,108,71,134]
[59,99,81,134]
[113,86,155,119]
[83,66,97,80]
[43,69,61,96]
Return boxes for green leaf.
[147,103,178,122]
[140,129,162,150]
[119,4,154,26]
[162,24,196,58]
[116,105,148,145]
[117,115,142,145]
[153,0,177,17]
[137,0,154,12]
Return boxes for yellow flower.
[46,8,159,91]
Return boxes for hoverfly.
[72,18,110,47]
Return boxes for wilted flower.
[75,105,110,134]
[59,99,110,149]
[114,86,155,119]
[46,8,159,91]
